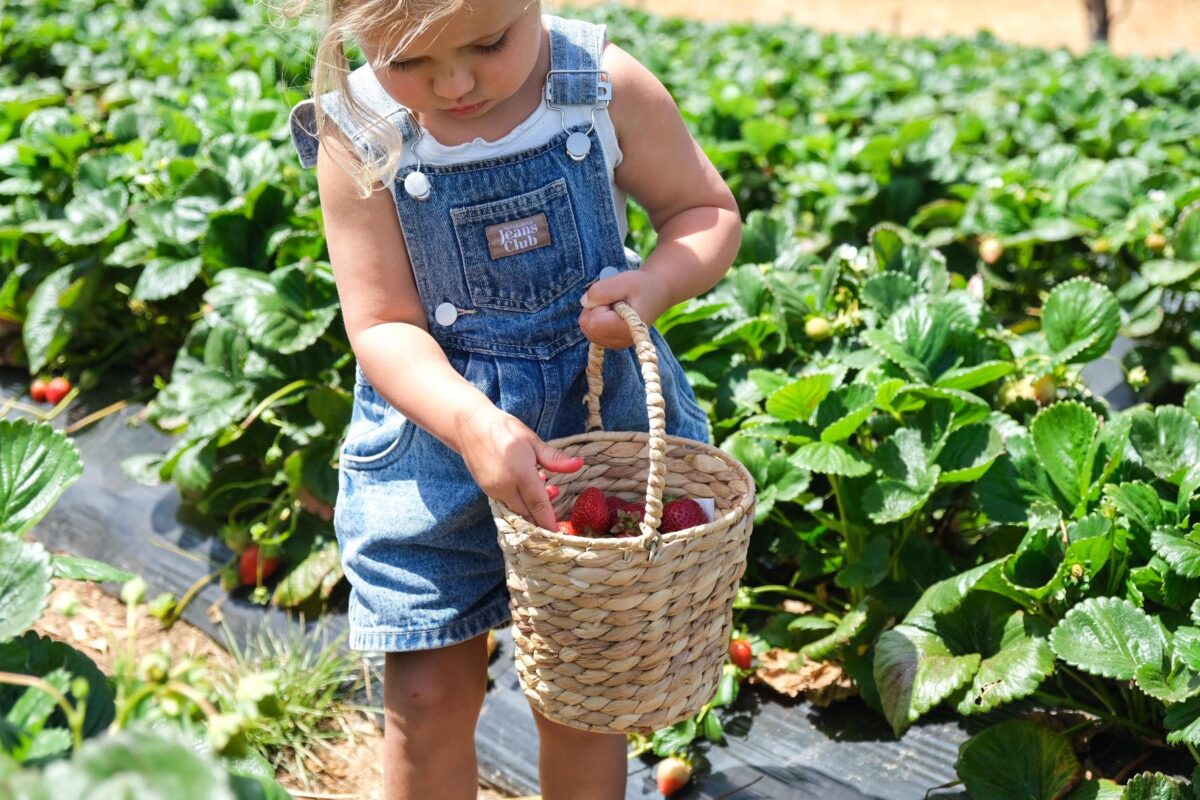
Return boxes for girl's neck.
[412,23,551,147]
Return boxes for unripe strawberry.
[656,756,693,796]
[1033,375,1057,405]
[804,317,832,342]
[978,236,1004,265]
[1145,232,1167,251]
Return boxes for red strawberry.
[656,756,693,796]
[238,543,279,586]
[729,638,753,669]
[557,520,581,536]
[570,487,610,536]
[44,376,71,405]
[661,498,707,533]
[29,377,48,403]
[605,495,625,531]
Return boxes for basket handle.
[583,300,668,556]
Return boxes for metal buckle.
[543,69,612,107]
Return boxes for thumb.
[536,442,584,474]
[581,273,630,309]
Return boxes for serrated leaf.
[861,273,919,316]
[954,611,1055,715]
[765,372,835,422]
[57,186,127,246]
[0,632,113,739]
[1165,695,1200,746]
[1141,259,1200,287]
[801,601,870,660]
[1105,482,1165,539]
[1175,627,1200,673]
[133,256,203,301]
[1049,597,1163,680]
[936,423,1004,483]
[22,265,76,374]
[1030,402,1098,512]
[0,420,84,536]
[816,383,876,443]
[864,428,939,524]
[0,539,52,641]
[874,625,980,736]
[1124,772,1192,800]
[272,541,341,607]
[934,360,1014,391]
[151,369,254,439]
[1150,529,1200,578]
[792,441,871,477]
[1133,661,1200,703]
[1042,278,1120,365]
[1129,406,1200,485]
[955,720,1081,800]
[1063,780,1124,800]
[1174,201,1200,262]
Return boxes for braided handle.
[583,301,668,555]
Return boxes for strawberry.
[728,638,753,669]
[29,377,48,403]
[239,543,280,586]
[655,756,693,796]
[570,487,610,536]
[44,376,71,405]
[661,498,707,533]
[612,501,645,537]
[557,520,581,536]
[605,495,626,531]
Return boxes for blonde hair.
[282,0,466,197]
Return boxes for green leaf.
[0,633,113,739]
[1129,406,1200,484]
[1164,695,1200,746]
[955,720,1081,800]
[1041,278,1120,365]
[1174,627,1200,673]
[1174,201,1200,262]
[934,361,1014,392]
[1141,259,1200,287]
[57,187,128,246]
[211,265,338,354]
[1049,597,1163,680]
[133,256,203,302]
[1133,661,1200,703]
[816,384,876,443]
[801,601,871,660]
[50,556,134,584]
[0,420,84,536]
[861,273,919,316]
[765,372,835,422]
[864,428,940,524]
[0,539,52,641]
[792,441,871,477]
[151,369,254,439]
[22,265,76,374]
[271,541,340,607]
[1063,780,1123,800]
[936,423,1004,483]
[874,624,980,736]
[1150,529,1200,578]
[1124,772,1192,800]
[1030,402,1098,513]
[1104,482,1166,539]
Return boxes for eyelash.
[389,32,508,71]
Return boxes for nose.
[433,64,474,102]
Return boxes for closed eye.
[388,31,509,71]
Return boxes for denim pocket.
[340,382,416,471]
[451,178,584,312]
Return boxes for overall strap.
[289,64,420,168]
[543,16,611,108]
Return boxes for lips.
[446,101,486,116]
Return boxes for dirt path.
[559,0,1200,56]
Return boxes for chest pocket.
[451,178,584,313]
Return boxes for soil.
[31,578,516,800]
[558,0,1200,57]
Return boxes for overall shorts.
[290,17,710,652]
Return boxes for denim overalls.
[290,16,709,652]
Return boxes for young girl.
[288,1,741,797]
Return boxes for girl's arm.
[579,43,743,348]
[316,132,579,529]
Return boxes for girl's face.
[364,1,542,125]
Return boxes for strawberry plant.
[0,418,292,797]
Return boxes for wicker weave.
[491,301,756,734]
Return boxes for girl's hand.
[456,406,583,530]
[578,269,670,349]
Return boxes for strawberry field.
[3,0,1200,797]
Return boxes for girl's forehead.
[360,0,533,58]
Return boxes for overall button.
[434,303,458,327]
[597,266,621,280]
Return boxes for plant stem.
[1057,665,1119,716]
[0,671,83,751]
[239,379,313,430]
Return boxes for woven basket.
[491,301,756,734]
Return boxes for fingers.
[518,477,558,531]
[536,441,584,474]
[580,272,633,309]
[578,306,634,349]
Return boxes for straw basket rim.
[491,429,756,552]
